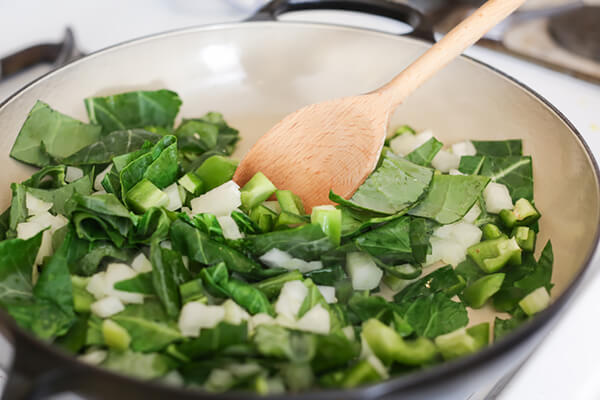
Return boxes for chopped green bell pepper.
[467,237,522,273]
[499,198,540,228]
[240,172,277,210]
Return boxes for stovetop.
[0,1,600,399]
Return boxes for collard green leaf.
[10,101,102,167]
[397,292,468,338]
[27,175,93,217]
[471,140,522,157]
[84,90,182,134]
[113,300,182,352]
[304,265,346,286]
[176,322,248,359]
[393,265,465,304]
[130,207,172,244]
[0,209,9,241]
[409,217,437,264]
[354,216,413,265]
[187,213,224,242]
[242,224,335,261]
[1,298,74,340]
[515,241,553,293]
[253,325,316,363]
[34,230,75,316]
[479,156,534,201]
[0,233,42,302]
[455,258,485,287]
[231,211,261,235]
[72,212,127,247]
[151,242,190,317]
[22,165,67,189]
[170,219,284,280]
[56,314,89,353]
[176,120,219,153]
[200,263,275,316]
[9,183,28,232]
[62,129,161,165]
[101,349,175,380]
[74,241,133,276]
[408,175,490,224]
[494,312,527,341]
[458,155,485,175]
[114,271,155,295]
[405,138,443,166]
[312,333,360,374]
[75,193,131,218]
[252,271,303,300]
[330,154,433,215]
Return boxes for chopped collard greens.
[0,90,552,393]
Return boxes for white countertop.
[1,1,599,399]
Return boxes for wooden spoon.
[233,0,526,212]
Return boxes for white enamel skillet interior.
[0,20,598,400]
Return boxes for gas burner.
[427,0,600,83]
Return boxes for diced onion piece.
[346,252,383,291]
[483,182,513,214]
[28,212,69,233]
[342,326,356,341]
[448,169,464,176]
[160,241,172,250]
[16,221,44,240]
[163,183,183,211]
[428,237,467,267]
[178,301,225,337]
[259,249,322,273]
[25,193,52,216]
[431,149,460,172]
[451,140,476,157]
[78,350,107,365]
[94,165,112,191]
[91,296,125,318]
[296,304,330,335]
[389,130,432,156]
[463,203,481,223]
[217,215,244,240]
[434,222,482,249]
[223,299,249,325]
[36,230,53,266]
[519,287,551,316]
[87,272,108,299]
[283,259,322,273]
[367,355,389,379]
[317,285,337,304]
[275,281,308,319]
[65,166,84,183]
[131,253,152,273]
[105,263,144,304]
[251,313,276,328]
[274,313,298,330]
[190,180,241,217]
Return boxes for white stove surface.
[1,1,600,399]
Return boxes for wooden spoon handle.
[376,0,526,107]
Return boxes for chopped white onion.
[431,150,460,173]
[259,248,323,273]
[104,263,144,304]
[296,304,330,335]
[86,272,108,300]
[163,183,182,211]
[451,140,476,157]
[275,281,308,319]
[346,252,383,291]
[65,167,84,183]
[223,299,249,325]
[462,203,481,223]
[448,169,464,176]
[217,215,244,240]
[179,302,225,337]
[483,182,513,214]
[78,350,107,365]
[317,285,337,304]
[91,296,125,318]
[190,180,241,217]
[94,165,112,191]
[131,253,152,273]
[25,193,52,216]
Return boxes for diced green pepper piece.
[276,211,308,228]
[392,313,414,337]
[467,237,522,273]
[320,359,383,389]
[519,287,550,316]
[240,172,277,210]
[466,322,490,349]
[178,172,204,196]
[499,198,540,228]
[512,226,535,252]
[361,319,437,366]
[179,278,207,304]
[382,273,412,292]
[102,319,131,351]
[435,328,477,360]
[194,155,238,191]
[276,190,305,215]
[71,276,94,313]
[311,205,342,246]
[126,178,169,213]
[249,205,277,232]
[482,223,503,240]
[463,273,505,308]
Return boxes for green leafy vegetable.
[471,140,522,156]
[408,175,490,224]
[10,101,102,167]
[405,137,443,166]
[479,156,533,201]
[85,90,182,134]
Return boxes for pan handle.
[247,0,435,42]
